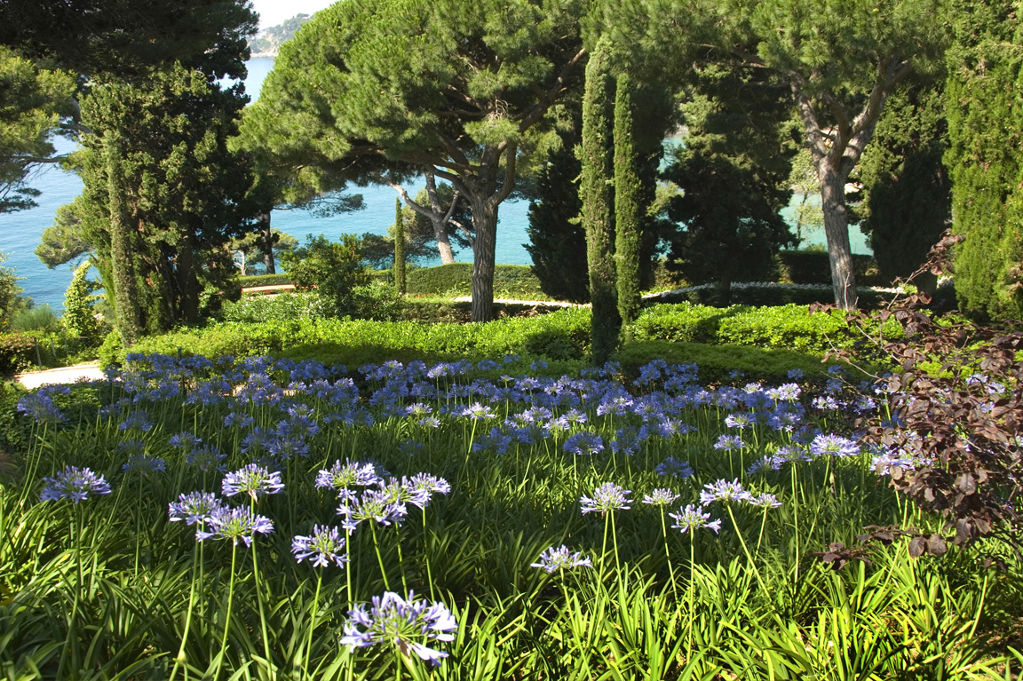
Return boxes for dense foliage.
[855,82,951,294]
[245,0,588,322]
[944,0,1023,323]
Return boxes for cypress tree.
[580,41,620,364]
[614,71,641,339]
[394,196,406,295]
[102,131,142,345]
[945,0,1023,322]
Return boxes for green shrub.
[219,291,326,323]
[406,263,545,298]
[239,273,293,288]
[714,304,854,354]
[648,284,893,308]
[10,304,60,333]
[0,333,35,375]
[280,235,371,318]
[631,303,742,343]
[616,340,835,383]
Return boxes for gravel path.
[15,362,106,390]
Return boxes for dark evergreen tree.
[525,125,589,303]
[945,0,1023,323]
[394,197,406,295]
[614,71,642,337]
[581,41,620,364]
[101,131,142,344]
[661,63,795,304]
[856,82,950,294]
[73,63,252,335]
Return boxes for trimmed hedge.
[406,263,546,298]
[103,302,894,383]
[238,273,293,288]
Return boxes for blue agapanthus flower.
[195,506,274,546]
[340,591,458,665]
[530,544,593,573]
[669,504,722,535]
[40,466,111,504]
[221,463,285,501]
[809,433,860,459]
[580,482,631,515]
[699,478,753,505]
[315,459,382,495]
[641,488,681,507]
[168,491,224,526]
[291,524,349,568]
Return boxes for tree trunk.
[176,230,201,326]
[258,211,276,274]
[468,195,496,322]
[818,170,858,309]
[433,223,456,265]
[424,173,456,265]
[718,275,733,306]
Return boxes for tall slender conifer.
[580,40,620,364]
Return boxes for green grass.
[0,352,1017,679]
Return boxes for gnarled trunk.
[819,170,857,309]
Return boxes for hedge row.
[405,263,546,298]
[238,273,293,288]
[103,302,891,382]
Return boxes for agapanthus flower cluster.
[195,506,274,546]
[655,457,694,478]
[122,453,166,475]
[669,504,722,534]
[291,524,349,568]
[563,431,604,456]
[168,491,225,526]
[809,433,860,459]
[699,478,753,505]
[316,459,383,495]
[641,488,681,507]
[340,591,458,665]
[40,466,111,503]
[16,391,66,423]
[222,464,285,501]
[580,482,631,515]
[530,544,593,572]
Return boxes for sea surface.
[0,56,866,311]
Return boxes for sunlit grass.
[0,353,1017,679]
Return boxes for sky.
[249,0,336,30]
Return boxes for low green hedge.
[238,273,293,288]
[406,263,545,298]
[105,302,890,383]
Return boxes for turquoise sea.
[0,57,865,311]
